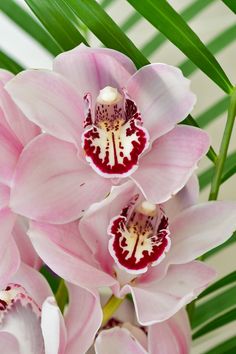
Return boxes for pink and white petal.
[110,297,138,325]
[131,126,209,204]
[6,70,84,144]
[10,134,111,224]
[0,238,20,288]
[79,181,138,273]
[0,123,21,185]
[12,217,42,269]
[0,83,40,146]
[0,69,14,85]
[41,297,67,354]
[30,221,95,266]
[0,206,15,236]
[122,323,148,351]
[121,261,215,325]
[0,184,10,209]
[148,309,191,354]
[28,221,117,289]
[54,45,134,101]
[169,201,236,264]
[95,328,147,354]
[0,295,45,354]
[0,208,20,287]
[127,64,196,142]
[164,174,199,222]
[0,332,20,354]
[0,106,11,135]
[65,283,102,354]
[12,262,52,307]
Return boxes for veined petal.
[122,261,215,325]
[6,70,84,144]
[127,64,196,142]
[12,263,52,307]
[95,327,147,354]
[164,174,199,222]
[0,284,45,354]
[0,184,10,209]
[0,239,20,288]
[0,122,21,185]
[41,297,67,354]
[131,126,209,204]
[0,80,40,146]
[54,44,135,102]
[10,134,111,224]
[0,208,20,287]
[65,284,102,354]
[148,309,191,354]
[12,217,42,269]
[28,221,117,289]
[169,201,236,264]
[79,182,137,274]
[0,332,20,354]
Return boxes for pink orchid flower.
[94,309,191,354]
[6,44,209,224]
[26,177,236,325]
[92,295,190,354]
[0,262,102,354]
[0,70,41,285]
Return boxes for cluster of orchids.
[0,44,236,354]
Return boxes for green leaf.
[62,0,149,69]
[202,231,236,260]
[180,24,236,77]
[199,271,236,299]
[199,150,236,190]
[193,307,236,339]
[193,286,236,329]
[121,12,142,32]
[24,0,88,52]
[40,265,60,293]
[221,164,236,184]
[127,0,233,93]
[223,0,236,14]
[203,336,236,354]
[0,50,24,74]
[100,0,115,9]
[0,0,61,56]
[142,0,214,57]
[196,96,229,128]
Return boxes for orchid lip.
[108,196,171,275]
[82,87,149,178]
[0,283,41,319]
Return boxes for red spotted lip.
[108,211,171,275]
[82,90,149,178]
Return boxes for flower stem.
[102,295,125,326]
[209,86,236,201]
[55,279,68,313]
[187,86,236,324]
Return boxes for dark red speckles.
[108,200,170,273]
[82,88,149,177]
[0,300,7,310]
[83,93,93,128]
[103,317,123,330]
